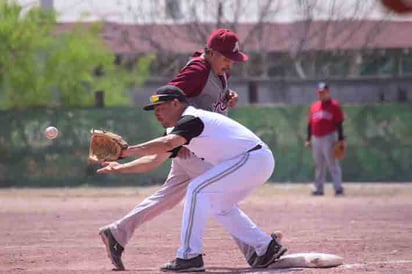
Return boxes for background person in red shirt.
[305,82,345,196]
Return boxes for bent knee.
[210,204,236,216]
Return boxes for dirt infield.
[1,183,412,273]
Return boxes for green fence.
[231,104,412,182]
[1,104,411,187]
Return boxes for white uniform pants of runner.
[177,145,275,259]
[311,132,343,193]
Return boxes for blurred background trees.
[101,0,411,80]
[0,0,153,109]
[2,0,412,110]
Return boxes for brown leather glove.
[88,129,128,163]
[333,140,347,160]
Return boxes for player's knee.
[210,203,235,216]
[187,182,201,195]
[213,209,232,216]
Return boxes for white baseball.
[45,126,59,140]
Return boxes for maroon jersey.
[168,55,230,115]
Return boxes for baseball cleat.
[311,190,324,196]
[251,234,287,268]
[335,189,344,196]
[247,231,284,267]
[99,227,125,271]
[160,254,205,272]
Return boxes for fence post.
[398,87,407,102]
[248,81,258,104]
[94,90,105,108]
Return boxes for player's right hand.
[97,161,121,174]
[226,90,239,108]
[304,140,312,148]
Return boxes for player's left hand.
[333,140,347,160]
[97,161,121,174]
[337,140,346,146]
[226,90,239,108]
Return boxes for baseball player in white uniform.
[99,86,287,272]
[98,29,283,271]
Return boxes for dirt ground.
[1,183,412,274]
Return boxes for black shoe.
[160,255,205,272]
[247,231,283,267]
[251,236,287,268]
[311,190,324,196]
[99,227,125,271]
[335,189,344,196]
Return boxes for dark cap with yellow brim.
[143,85,188,111]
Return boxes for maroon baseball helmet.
[207,29,248,62]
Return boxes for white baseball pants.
[177,145,275,259]
[107,149,275,263]
[109,154,210,247]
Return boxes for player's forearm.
[123,136,177,157]
[113,154,168,173]
[114,159,157,173]
[122,134,186,158]
[306,123,312,141]
[336,122,344,140]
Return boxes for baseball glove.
[88,129,128,163]
[333,141,347,160]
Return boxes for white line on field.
[344,259,412,268]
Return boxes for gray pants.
[106,153,266,264]
[311,132,343,193]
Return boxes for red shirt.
[308,99,344,137]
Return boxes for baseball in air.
[45,126,59,140]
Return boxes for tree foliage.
[0,1,153,109]
[106,0,396,79]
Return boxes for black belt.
[247,144,262,153]
[200,144,262,161]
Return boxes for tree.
[0,1,153,109]
[0,1,55,108]
[277,0,393,79]
[95,0,395,79]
